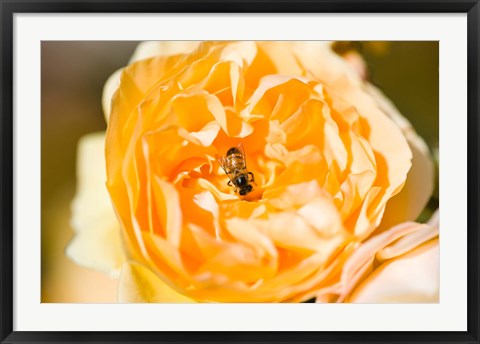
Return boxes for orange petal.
[102,42,200,122]
[366,83,435,228]
[102,68,122,122]
[151,177,183,247]
[129,41,200,63]
[178,121,221,147]
[292,42,413,238]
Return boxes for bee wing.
[216,155,228,172]
[236,143,248,170]
[216,155,235,182]
[236,143,246,158]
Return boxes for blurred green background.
[41,41,438,303]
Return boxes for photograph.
[41,40,440,304]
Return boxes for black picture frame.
[1,1,479,343]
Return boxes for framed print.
[1,1,479,343]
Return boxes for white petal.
[66,218,125,278]
[102,68,122,123]
[67,132,125,277]
[70,133,111,232]
[349,239,439,303]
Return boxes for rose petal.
[172,90,250,139]
[152,177,183,247]
[66,221,125,278]
[118,262,194,303]
[259,249,344,301]
[297,198,344,237]
[141,232,192,285]
[348,239,439,303]
[102,41,200,122]
[336,221,429,301]
[265,180,326,210]
[290,41,361,84]
[70,133,112,232]
[336,217,439,303]
[338,134,377,221]
[343,51,368,80]
[258,41,305,76]
[428,209,439,227]
[377,221,438,260]
[194,244,273,283]
[225,218,278,259]
[178,121,221,147]
[192,190,222,239]
[219,41,257,68]
[252,212,346,259]
[366,84,435,228]
[102,68,122,122]
[291,41,413,238]
[67,133,126,277]
[129,41,200,63]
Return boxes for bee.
[217,143,255,196]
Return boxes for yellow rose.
[67,41,437,303]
